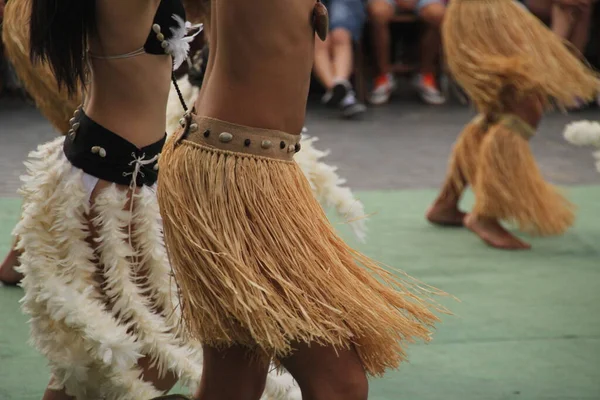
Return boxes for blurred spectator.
[367,0,446,105]
[0,0,5,95]
[526,0,596,106]
[314,0,367,118]
[527,0,594,54]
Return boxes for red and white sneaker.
[369,73,396,105]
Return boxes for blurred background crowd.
[1,0,599,120]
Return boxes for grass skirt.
[157,115,444,376]
[165,78,368,242]
[448,114,574,235]
[443,0,599,113]
[2,0,77,134]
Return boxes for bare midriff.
[84,0,172,149]
[194,0,316,136]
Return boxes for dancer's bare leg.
[41,378,74,400]
[465,93,544,250]
[426,173,466,226]
[463,214,531,250]
[281,342,368,400]
[194,345,269,400]
[194,342,367,400]
[0,236,23,285]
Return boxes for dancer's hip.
[175,113,302,162]
[64,107,165,187]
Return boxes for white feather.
[563,119,600,174]
[563,120,600,148]
[14,140,162,399]
[167,14,203,70]
[294,131,368,242]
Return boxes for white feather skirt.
[13,136,301,400]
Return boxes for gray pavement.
[0,96,598,196]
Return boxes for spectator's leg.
[330,28,367,118]
[415,0,446,105]
[367,0,396,105]
[328,0,367,118]
[314,34,339,105]
[551,4,575,39]
[568,0,592,53]
[525,0,551,21]
[0,40,5,97]
[551,3,591,108]
[330,28,354,84]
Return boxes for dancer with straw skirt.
[1,0,367,287]
[426,0,599,250]
[156,0,446,399]
[0,2,362,399]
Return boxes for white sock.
[333,77,351,88]
[341,91,357,107]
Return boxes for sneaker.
[321,80,350,107]
[369,73,396,105]
[414,74,446,105]
[339,91,367,119]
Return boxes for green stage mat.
[1,186,599,400]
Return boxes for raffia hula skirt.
[447,113,575,235]
[157,114,447,375]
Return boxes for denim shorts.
[370,0,444,12]
[371,0,524,12]
[322,0,366,42]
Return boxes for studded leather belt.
[175,114,302,162]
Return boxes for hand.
[395,0,418,10]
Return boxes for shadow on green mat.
[1,186,599,400]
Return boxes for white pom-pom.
[563,120,600,148]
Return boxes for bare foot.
[0,248,23,285]
[464,214,531,250]
[426,201,466,227]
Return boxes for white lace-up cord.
[122,152,160,249]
